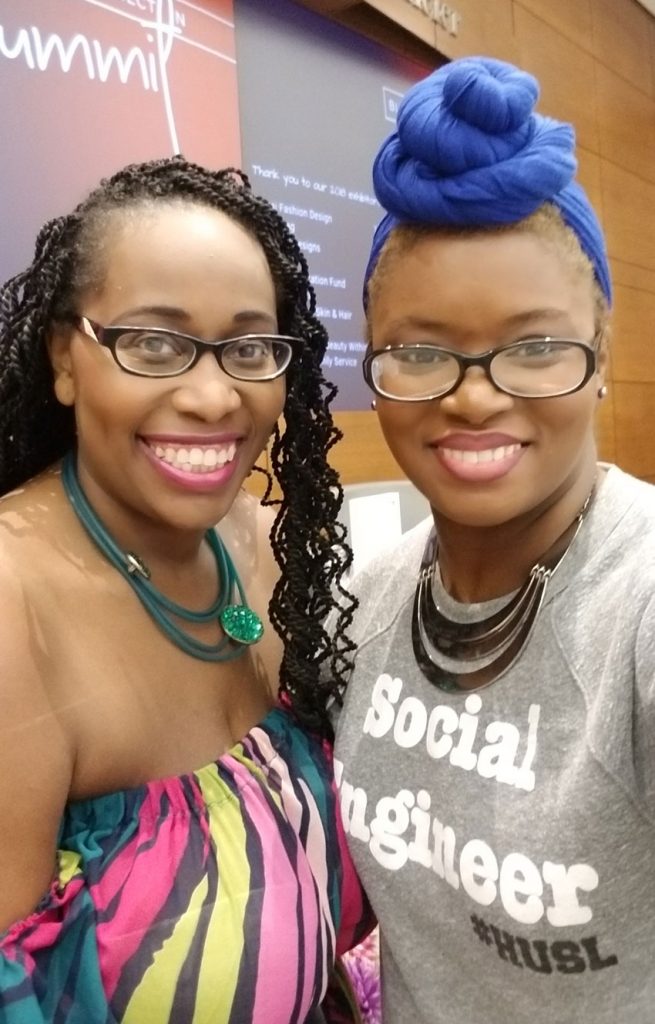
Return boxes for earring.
[597,385,608,399]
[370,399,377,411]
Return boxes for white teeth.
[217,444,236,467]
[148,441,238,473]
[441,444,521,465]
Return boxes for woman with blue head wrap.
[364,57,611,303]
[335,57,655,1024]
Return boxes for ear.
[595,325,611,389]
[47,327,76,407]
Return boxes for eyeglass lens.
[370,341,589,399]
[113,329,292,379]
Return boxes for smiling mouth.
[145,441,238,474]
[439,443,522,465]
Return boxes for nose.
[438,366,515,424]
[171,352,242,422]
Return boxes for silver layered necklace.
[411,490,594,693]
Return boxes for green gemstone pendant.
[220,604,264,645]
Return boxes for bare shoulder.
[0,465,65,559]
[0,583,74,932]
[0,470,75,931]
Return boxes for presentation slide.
[0,0,432,409]
[0,0,240,282]
[235,0,432,410]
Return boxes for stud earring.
[370,399,377,411]
[597,385,608,399]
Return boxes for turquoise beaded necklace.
[61,451,264,661]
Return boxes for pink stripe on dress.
[91,780,200,999]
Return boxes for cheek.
[253,379,286,432]
[376,405,425,462]
[70,345,122,402]
[71,356,161,430]
[533,391,598,444]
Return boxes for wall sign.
[405,0,462,36]
[0,0,240,282]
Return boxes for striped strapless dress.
[0,707,370,1023]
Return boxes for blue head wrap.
[364,57,611,305]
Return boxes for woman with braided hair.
[335,57,655,1022]
[0,155,370,1022]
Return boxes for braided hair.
[0,154,356,733]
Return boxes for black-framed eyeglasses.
[74,316,303,381]
[363,336,599,402]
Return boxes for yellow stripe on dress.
[121,762,250,1023]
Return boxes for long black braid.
[0,154,356,734]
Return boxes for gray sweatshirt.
[335,465,655,1023]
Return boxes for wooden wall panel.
[576,147,604,220]
[330,410,401,483]
[651,13,655,102]
[610,282,655,382]
[613,381,655,476]
[364,0,437,47]
[514,0,593,51]
[591,0,655,95]
[595,64,655,184]
[434,0,517,63]
[601,162,655,271]
[514,6,599,152]
[611,258,655,294]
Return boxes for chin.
[429,488,531,529]
[154,492,237,533]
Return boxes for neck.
[65,454,223,612]
[435,463,599,603]
[60,451,262,659]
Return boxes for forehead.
[369,229,595,334]
[91,203,276,314]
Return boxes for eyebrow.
[115,305,191,322]
[114,305,278,329]
[233,309,278,328]
[499,308,576,330]
[382,308,575,335]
